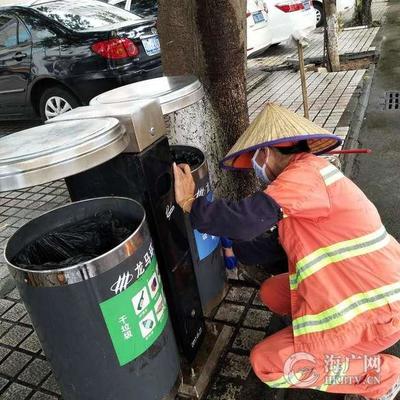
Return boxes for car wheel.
[39,86,80,122]
[314,2,324,27]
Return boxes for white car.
[104,0,316,58]
[313,0,356,27]
[247,0,317,57]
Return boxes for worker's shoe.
[344,376,400,400]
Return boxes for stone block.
[0,383,32,400]
[18,358,51,385]
[232,328,265,353]
[225,287,254,304]
[0,351,32,377]
[219,353,252,380]
[243,309,273,330]
[214,303,245,324]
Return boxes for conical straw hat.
[221,103,342,170]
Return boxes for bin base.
[178,322,234,399]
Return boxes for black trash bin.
[170,145,227,315]
[5,197,180,400]
[48,97,207,362]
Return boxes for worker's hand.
[173,162,196,211]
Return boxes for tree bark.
[158,0,254,199]
[323,0,341,72]
[353,0,372,26]
[157,0,205,79]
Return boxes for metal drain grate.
[382,91,400,110]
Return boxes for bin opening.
[170,146,204,171]
[12,210,139,271]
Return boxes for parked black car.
[0,0,162,121]
[101,0,157,18]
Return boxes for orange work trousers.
[250,273,400,399]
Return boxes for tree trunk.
[324,0,341,72]
[158,0,254,199]
[353,0,372,26]
[157,0,205,79]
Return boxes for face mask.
[252,148,271,184]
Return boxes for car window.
[32,0,143,32]
[18,21,31,45]
[20,14,57,44]
[129,0,157,18]
[108,0,127,9]
[0,15,18,49]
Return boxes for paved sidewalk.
[372,0,390,22]
[248,69,365,150]
[287,27,379,65]
[247,26,380,75]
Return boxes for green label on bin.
[100,256,168,366]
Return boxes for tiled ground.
[372,0,389,22]
[287,27,380,64]
[0,289,61,399]
[0,181,70,294]
[248,68,366,147]
[204,285,280,400]
[246,25,381,77]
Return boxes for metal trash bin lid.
[46,100,166,153]
[0,118,128,192]
[90,75,204,115]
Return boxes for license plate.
[252,10,265,23]
[302,0,311,10]
[142,35,160,56]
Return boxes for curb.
[341,63,376,179]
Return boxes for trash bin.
[4,197,181,400]
[89,76,221,194]
[89,77,227,315]
[170,145,226,315]
[0,118,128,192]
[90,75,204,115]
[47,100,205,362]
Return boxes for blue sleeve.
[232,230,288,269]
[189,191,282,241]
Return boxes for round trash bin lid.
[90,75,204,115]
[0,118,128,192]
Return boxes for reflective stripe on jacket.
[265,153,400,353]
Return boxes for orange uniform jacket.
[266,153,400,353]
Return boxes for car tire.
[314,2,325,27]
[39,86,80,122]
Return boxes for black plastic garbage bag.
[170,148,203,170]
[13,210,135,271]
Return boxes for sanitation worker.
[173,103,400,400]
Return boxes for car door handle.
[12,52,28,61]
